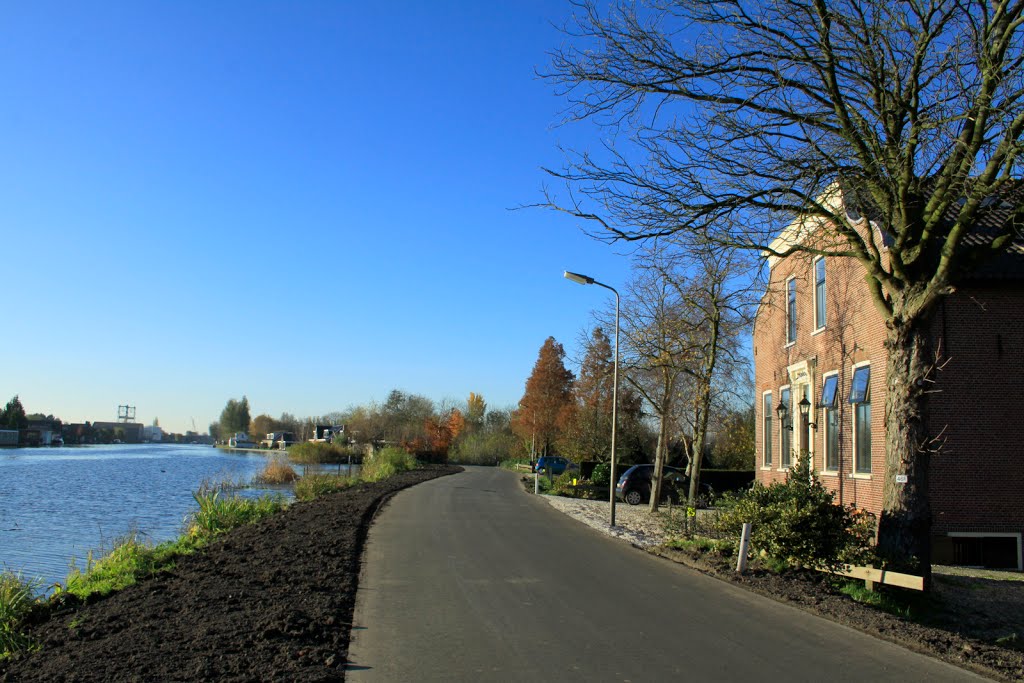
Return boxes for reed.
[253,456,298,485]
[186,487,286,542]
[0,571,39,660]
[293,473,355,501]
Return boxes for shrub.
[449,432,523,465]
[287,442,358,464]
[253,456,298,485]
[294,474,355,501]
[590,462,611,487]
[0,571,39,660]
[715,457,876,571]
[361,447,416,482]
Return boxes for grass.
[2,455,426,660]
[665,537,734,557]
[253,456,298,485]
[835,579,921,618]
[294,473,356,501]
[360,447,417,482]
[186,487,286,543]
[0,571,40,660]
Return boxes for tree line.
[512,241,756,512]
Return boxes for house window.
[814,257,826,330]
[786,278,797,344]
[762,392,773,467]
[780,386,792,468]
[820,373,839,471]
[850,365,871,474]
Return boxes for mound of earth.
[0,465,461,683]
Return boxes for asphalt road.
[347,467,982,682]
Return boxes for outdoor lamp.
[563,270,619,528]
[798,395,817,429]
[775,399,790,429]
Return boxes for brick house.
[753,190,1024,570]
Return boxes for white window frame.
[761,390,774,470]
[785,276,797,345]
[850,361,872,479]
[820,370,840,474]
[778,385,792,471]
[812,257,826,333]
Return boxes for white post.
[534,472,539,495]
[736,522,753,573]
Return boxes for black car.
[615,464,714,507]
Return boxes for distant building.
[91,421,144,443]
[142,425,164,442]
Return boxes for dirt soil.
[0,465,461,683]
[652,547,1024,682]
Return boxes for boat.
[228,432,257,449]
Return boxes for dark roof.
[840,178,1024,281]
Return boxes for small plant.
[253,456,298,485]
[361,447,416,482]
[186,487,286,542]
[0,571,40,660]
[294,474,355,501]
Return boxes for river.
[0,443,294,591]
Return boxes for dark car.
[533,456,579,475]
[615,464,714,507]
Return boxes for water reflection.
[0,444,290,590]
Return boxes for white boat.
[228,432,257,449]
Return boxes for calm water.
[0,443,291,590]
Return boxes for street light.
[564,270,620,527]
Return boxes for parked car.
[533,456,580,476]
[615,464,714,507]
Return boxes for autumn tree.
[544,0,1024,577]
[560,327,644,463]
[512,337,575,458]
[465,392,487,432]
[710,405,756,470]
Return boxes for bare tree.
[543,0,1024,577]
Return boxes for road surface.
[348,467,981,682]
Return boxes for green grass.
[835,579,924,618]
[0,571,40,660]
[61,490,285,601]
[294,473,356,501]
[665,537,734,556]
[360,447,417,482]
[186,487,286,543]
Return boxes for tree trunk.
[877,313,935,588]
[649,408,670,512]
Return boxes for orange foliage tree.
[511,337,575,458]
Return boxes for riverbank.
[0,465,461,682]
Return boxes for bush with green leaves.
[590,462,610,487]
[715,457,876,571]
[287,441,358,464]
[361,447,417,482]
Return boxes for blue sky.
[2,1,638,433]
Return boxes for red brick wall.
[754,252,887,515]
[927,284,1024,535]
[755,253,1024,547]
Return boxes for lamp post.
[564,270,620,527]
[797,394,816,472]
